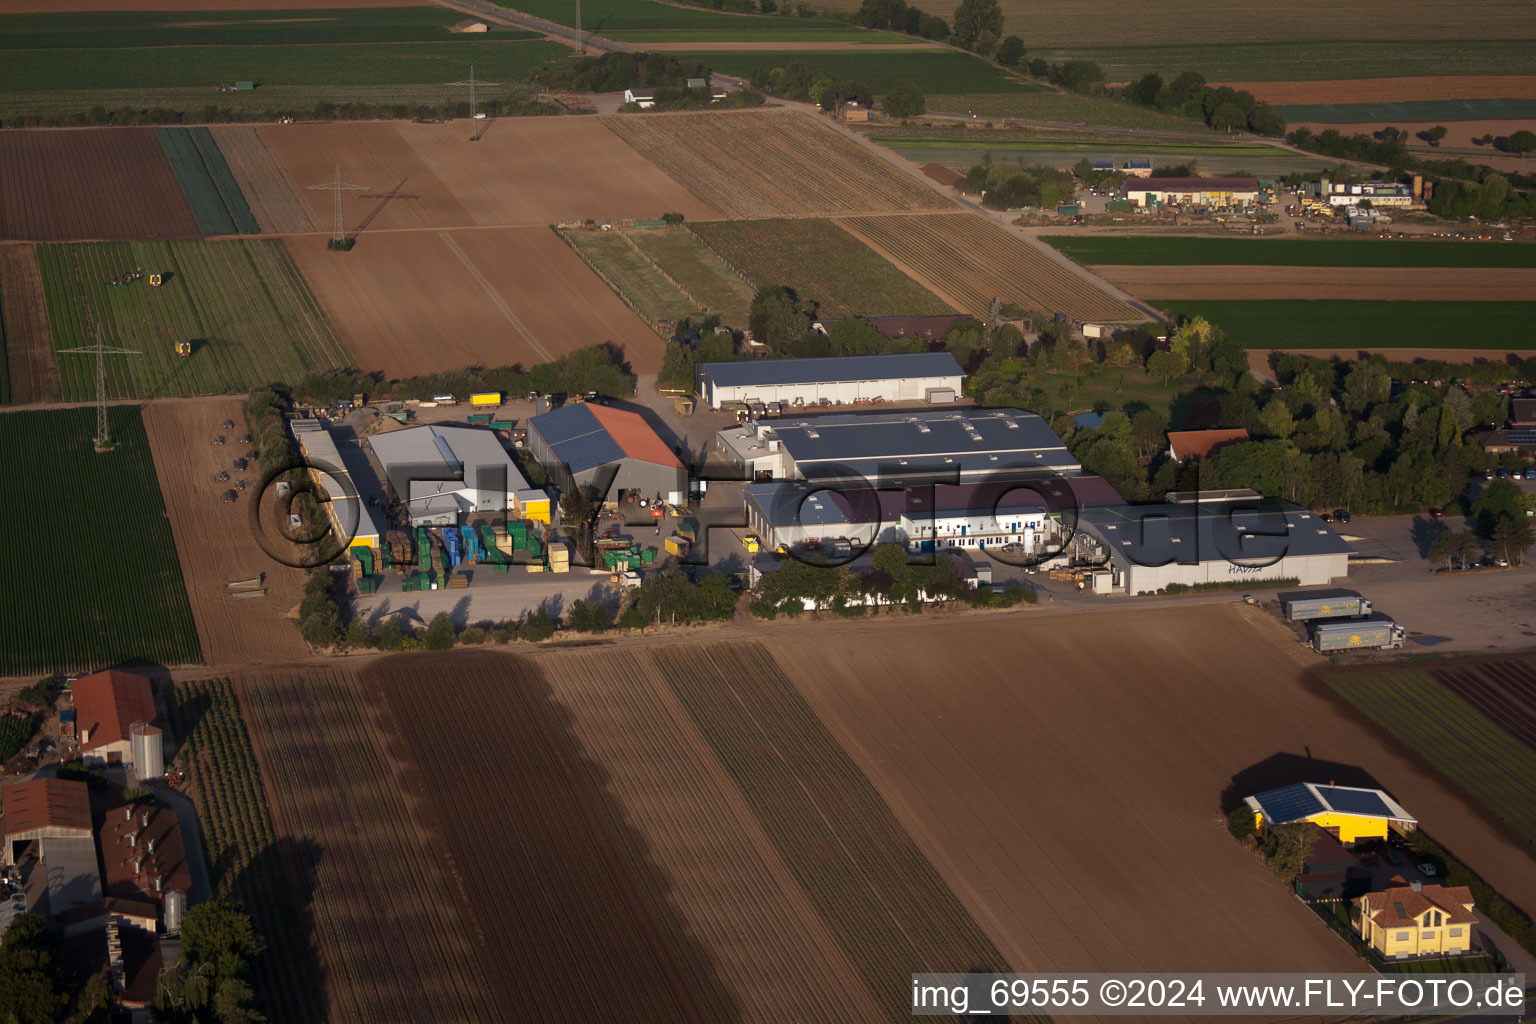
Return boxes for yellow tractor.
[173,340,192,358]
[149,272,164,287]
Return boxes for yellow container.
[470,392,502,406]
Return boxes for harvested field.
[768,606,1536,971]
[142,398,308,666]
[1318,656,1536,845]
[261,118,718,231]
[690,218,954,317]
[287,227,665,377]
[602,109,953,218]
[0,127,199,241]
[366,650,730,1023]
[238,666,501,1024]
[211,125,316,234]
[1289,118,1536,149]
[637,39,945,50]
[1096,265,1536,302]
[1225,76,1536,105]
[839,211,1147,322]
[0,0,418,9]
[0,243,56,403]
[1045,234,1536,268]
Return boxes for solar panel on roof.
[1320,787,1393,817]
[1504,428,1536,444]
[1255,783,1326,823]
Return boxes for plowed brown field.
[261,119,718,232]
[211,125,316,235]
[142,398,308,665]
[0,243,57,402]
[286,227,664,376]
[237,666,501,1024]
[0,0,415,9]
[603,109,953,218]
[1097,264,1536,301]
[0,128,200,241]
[1225,76,1536,104]
[840,211,1147,322]
[770,606,1536,971]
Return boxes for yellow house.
[1356,883,1477,959]
[1244,782,1417,844]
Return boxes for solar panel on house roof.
[1504,428,1536,444]
[1254,783,1326,823]
[1320,787,1393,817]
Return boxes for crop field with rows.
[839,212,1147,322]
[1318,657,1536,845]
[603,109,952,218]
[154,127,260,236]
[626,227,755,326]
[691,218,953,318]
[564,228,698,325]
[36,239,349,399]
[0,406,199,675]
[172,677,319,1023]
[1047,236,1536,268]
[1152,299,1536,350]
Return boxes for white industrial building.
[1075,490,1352,594]
[716,407,1081,486]
[699,352,965,410]
[1125,176,1260,208]
[1,779,102,920]
[369,424,540,527]
[292,419,388,551]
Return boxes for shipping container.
[470,392,502,407]
[1311,619,1404,652]
[467,413,493,425]
[673,395,695,416]
[1282,589,1370,622]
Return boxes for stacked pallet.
[548,539,570,574]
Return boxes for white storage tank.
[130,721,165,780]
[163,889,186,935]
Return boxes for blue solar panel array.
[1504,428,1536,444]
[1319,786,1393,817]
[529,405,627,475]
[704,352,962,389]
[1254,783,1326,822]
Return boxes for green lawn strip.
[156,128,239,236]
[691,218,953,317]
[1276,99,1536,123]
[876,136,1280,155]
[0,7,537,48]
[190,127,262,235]
[1023,40,1536,82]
[0,39,568,92]
[0,282,8,405]
[689,49,1034,95]
[626,227,754,324]
[1045,236,1536,268]
[928,90,1210,131]
[0,406,202,674]
[608,27,920,42]
[567,230,697,322]
[493,0,844,31]
[1149,300,1536,351]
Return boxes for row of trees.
[962,159,1076,209]
[1116,70,1287,135]
[751,544,1035,616]
[533,52,707,93]
[1430,480,1535,568]
[739,60,924,116]
[1,96,558,130]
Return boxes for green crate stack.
[526,534,542,559]
[641,547,656,565]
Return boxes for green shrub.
[1226,806,1255,840]
[0,713,39,762]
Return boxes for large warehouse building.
[528,403,688,505]
[293,420,389,549]
[370,424,547,526]
[1075,490,1352,594]
[1125,176,1260,208]
[699,352,965,410]
[716,407,1080,486]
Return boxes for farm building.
[528,403,687,506]
[71,670,163,777]
[1477,428,1536,456]
[1075,490,1353,594]
[1125,159,1152,177]
[1090,158,1114,172]
[743,475,1122,555]
[369,424,544,526]
[1356,884,1477,959]
[623,89,656,109]
[1244,781,1417,844]
[2,778,102,919]
[1508,398,1536,426]
[700,352,965,410]
[1125,177,1259,208]
[292,420,388,550]
[715,407,1080,486]
[1167,428,1250,462]
[451,18,488,31]
[97,802,192,902]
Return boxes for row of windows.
[1394,927,1463,941]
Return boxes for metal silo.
[163,889,186,935]
[130,721,164,779]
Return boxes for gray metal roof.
[760,407,1078,482]
[528,405,627,475]
[369,424,529,500]
[704,352,963,390]
[1079,501,1353,568]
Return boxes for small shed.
[234,81,255,91]
[840,102,870,122]
[452,18,489,32]
[623,89,656,109]
[685,76,708,89]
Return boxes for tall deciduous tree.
[951,0,1002,50]
[883,78,926,117]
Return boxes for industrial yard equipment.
[173,340,192,358]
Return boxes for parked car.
[1417,862,1438,877]
[1486,555,1510,568]
[1429,507,1444,518]
[1485,470,1496,480]
[1320,512,1334,522]
[1525,467,1536,480]
[1497,468,1510,479]
[1334,509,1352,524]
[1384,848,1401,866]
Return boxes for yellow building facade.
[1357,885,1477,959]
[1244,782,1417,844]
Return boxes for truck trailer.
[1311,618,1404,653]
[1282,589,1371,622]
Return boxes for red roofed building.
[71,670,160,773]
[97,802,192,902]
[1167,428,1250,462]
[2,778,101,919]
[2,778,93,847]
[1356,883,1477,959]
[528,402,688,505]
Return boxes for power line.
[59,295,139,452]
[446,65,504,141]
[307,164,370,248]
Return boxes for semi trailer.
[1311,618,1405,652]
[1282,589,1371,622]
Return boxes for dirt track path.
[0,242,57,402]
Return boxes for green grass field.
[1276,99,1536,123]
[1046,236,1536,268]
[627,227,755,325]
[37,240,350,400]
[493,0,844,31]
[690,50,1035,95]
[0,406,201,675]
[1153,299,1536,350]
[0,39,568,93]
[0,7,537,48]
[1318,660,1536,846]
[0,290,8,405]
[1024,40,1536,82]
[926,91,1211,131]
[608,27,920,42]
[691,219,953,318]
[155,127,261,236]
[565,229,699,324]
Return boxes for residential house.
[1356,883,1477,959]
[1167,428,1250,462]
